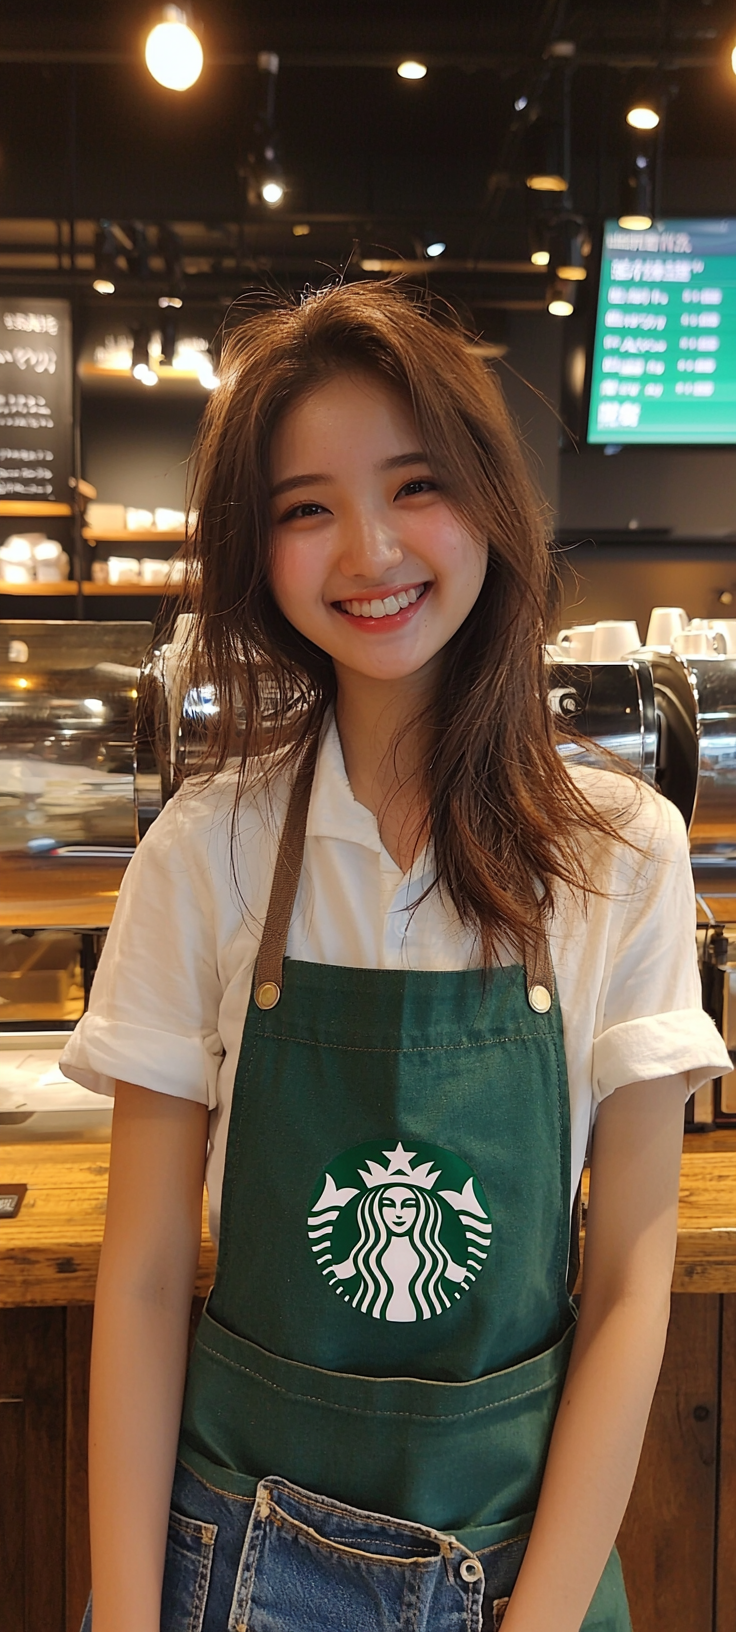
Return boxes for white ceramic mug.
[645,607,688,648]
[556,624,596,660]
[590,620,642,661]
[711,619,736,654]
[673,626,726,657]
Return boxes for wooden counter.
[2,1133,736,1632]
[1,1133,735,1307]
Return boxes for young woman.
[62,282,730,1632]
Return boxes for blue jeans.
[82,1459,526,1630]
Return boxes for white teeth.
[339,585,426,617]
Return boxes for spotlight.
[159,307,178,367]
[397,61,427,80]
[292,223,311,237]
[524,117,568,193]
[93,222,118,294]
[158,225,184,305]
[550,216,588,281]
[424,238,446,258]
[528,218,550,267]
[514,94,528,112]
[249,52,286,207]
[618,146,654,231]
[547,278,576,317]
[626,89,660,130]
[131,329,158,386]
[145,6,203,92]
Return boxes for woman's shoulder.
[141,751,294,862]
[564,761,688,866]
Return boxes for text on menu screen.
[588,219,736,444]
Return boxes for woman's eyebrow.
[379,451,429,471]
[270,472,334,498]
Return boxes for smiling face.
[268,372,487,690]
[380,1186,418,1235]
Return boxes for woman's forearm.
[501,1286,669,1632]
[87,1083,209,1632]
[88,1264,194,1632]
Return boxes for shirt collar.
[306,713,383,853]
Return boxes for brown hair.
[171,280,630,965]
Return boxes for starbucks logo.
[307,1140,492,1322]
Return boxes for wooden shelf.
[0,501,71,517]
[81,581,179,596]
[0,581,78,596]
[82,528,185,543]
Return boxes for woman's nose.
[337,509,403,579]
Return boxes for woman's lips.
[333,582,430,629]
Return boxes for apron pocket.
[161,1510,217,1632]
[229,1478,476,1632]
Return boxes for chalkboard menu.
[0,298,72,502]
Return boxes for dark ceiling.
[1,1,736,321]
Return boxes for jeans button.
[459,1558,483,1583]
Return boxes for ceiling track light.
[626,82,661,131]
[550,215,589,281]
[547,277,576,317]
[244,53,287,208]
[93,221,119,294]
[131,327,158,386]
[397,60,427,80]
[618,145,654,231]
[145,5,204,92]
[528,216,550,267]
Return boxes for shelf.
[81,581,179,596]
[0,502,72,518]
[82,528,185,544]
[0,581,78,596]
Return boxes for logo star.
[382,1141,417,1175]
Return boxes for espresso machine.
[0,619,734,1133]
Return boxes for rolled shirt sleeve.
[60,794,224,1107]
[590,790,731,1101]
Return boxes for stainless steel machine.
[0,622,734,1128]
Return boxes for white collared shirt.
[60,716,730,1241]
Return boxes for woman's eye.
[280,501,327,521]
[395,478,437,500]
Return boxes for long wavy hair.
[168,279,633,966]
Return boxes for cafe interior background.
[3,2,736,1629]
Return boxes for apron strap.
[253,731,556,1017]
[253,736,319,1010]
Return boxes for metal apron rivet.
[255,980,281,1010]
[528,983,551,1014]
[459,1558,483,1583]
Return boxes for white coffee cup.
[590,620,642,661]
[556,624,596,661]
[673,626,726,657]
[645,607,688,648]
[711,619,736,654]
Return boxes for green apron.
[179,743,630,1627]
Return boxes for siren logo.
[307,1140,492,1322]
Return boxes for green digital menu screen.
[588,219,736,443]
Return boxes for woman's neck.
[333,662,436,872]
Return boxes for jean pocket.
[160,1509,217,1632]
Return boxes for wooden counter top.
[1,1134,736,1306]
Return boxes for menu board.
[0,298,72,501]
[587,220,736,444]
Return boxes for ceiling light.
[550,216,588,281]
[627,102,660,131]
[425,240,446,258]
[131,329,158,386]
[514,95,528,111]
[262,178,285,205]
[145,6,203,92]
[134,365,159,386]
[293,223,311,237]
[618,146,654,231]
[524,117,568,192]
[547,278,576,317]
[530,249,550,266]
[93,222,118,294]
[158,294,183,308]
[397,60,427,80]
[528,218,550,267]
